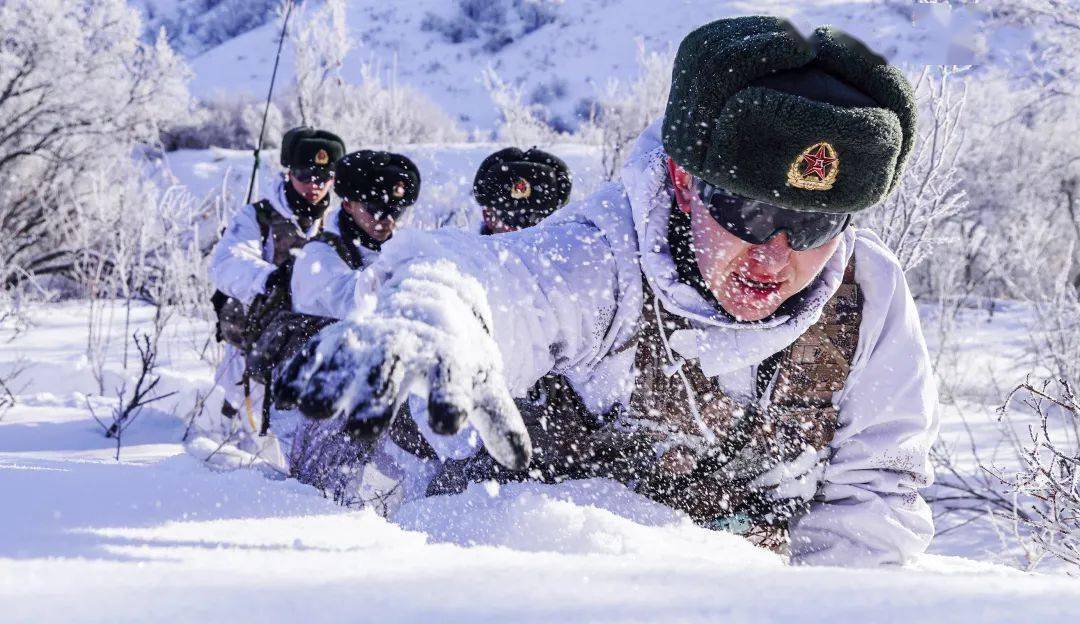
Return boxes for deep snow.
[2,297,1079,623]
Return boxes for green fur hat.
[662,16,916,214]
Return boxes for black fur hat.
[334,150,420,217]
[280,126,345,170]
[663,16,916,213]
[473,147,572,229]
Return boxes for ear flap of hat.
[810,26,917,195]
[521,148,572,207]
[663,17,813,177]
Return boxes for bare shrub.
[860,67,968,277]
[88,332,177,460]
[992,379,1080,569]
[578,42,673,181]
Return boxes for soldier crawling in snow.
[282,150,424,503]
[207,126,345,452]
[286,148,574,507]
[277,17,938,566]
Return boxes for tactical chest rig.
[428,260,862,549]
[624,261,861,546]
[247,225,362,388]
[213,200,318,349]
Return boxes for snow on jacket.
[290,207,381,320]
[369,120,938,567]
[209,175,324,306]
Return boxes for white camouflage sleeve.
[291,241,378,320]
[789,239,938,567]
[374,220,621,397]
[209,204,276,305]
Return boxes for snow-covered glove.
[275,259,532,471]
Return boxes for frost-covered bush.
[0,0,190,293]
[991,379,1080,570]
[288,0,464,147]
[482,67,562,146]
[578,42,673,180]
[859,67,968,278]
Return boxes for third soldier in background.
[472,147,572,235]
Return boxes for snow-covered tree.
[286,0,463,148]
[0,0,189,292]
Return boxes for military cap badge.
[510,178,532,199]
[392,181,407,199]
[787,142,839,191]
[315,149,330,166]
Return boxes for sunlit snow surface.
[3,299,1080,623]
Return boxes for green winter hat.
[662,16,916,214]
[280,126,346,170]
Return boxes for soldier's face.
[343,200,398,242]
[289,171,333,204]
[481,207,518,234]
[671,162,840,321]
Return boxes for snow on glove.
[275,259,532,471]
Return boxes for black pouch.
[246,310,334,388]
[212,289,250,349]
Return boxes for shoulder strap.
[251,199,276,243]
[769,257,863,408]
[313,231,365,271]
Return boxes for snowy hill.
[182,0,1015,130]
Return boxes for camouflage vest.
[213,200,323,349]
[311,229,366,271]
[618,260,861,549]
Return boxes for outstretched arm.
[278,220,621,469]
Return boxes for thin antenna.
[245,0,295,205]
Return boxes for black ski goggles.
[291,166,335,185]
[695,179,850,251]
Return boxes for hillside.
[182,0,1017,131]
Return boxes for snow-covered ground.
[3,298,1079,624]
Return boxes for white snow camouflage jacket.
[209,175,324,306]
[290,206,381,320]
[364,121,938,567]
